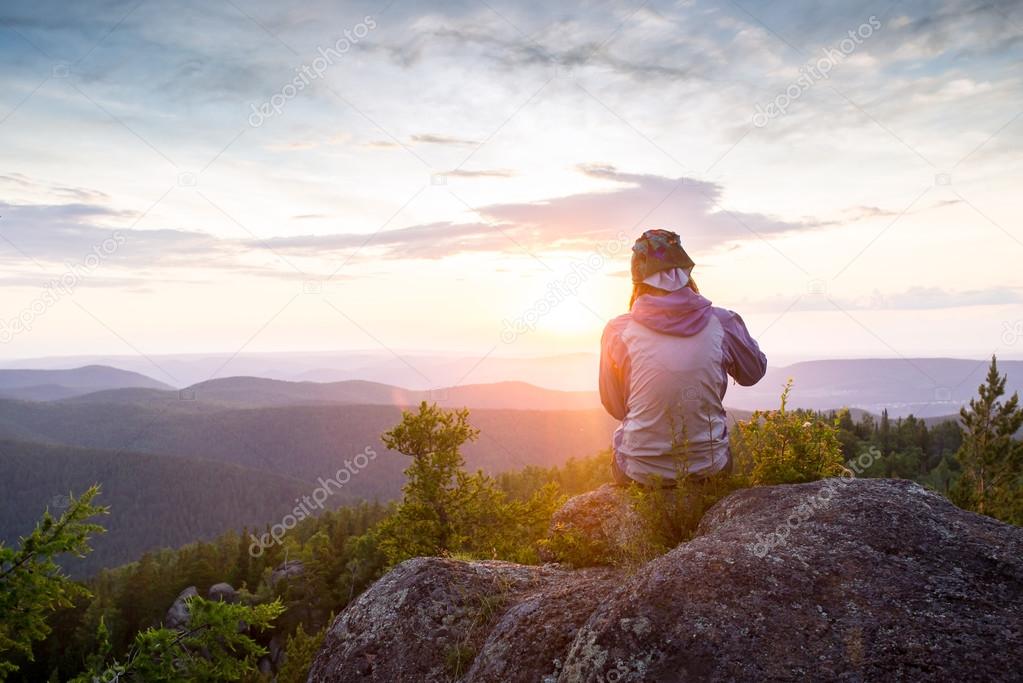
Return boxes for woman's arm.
[599,316,632,420]
[716,309,768,386]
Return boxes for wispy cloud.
[741,286,1023,313]
[410,133,479,146]
[443,169,515,178]
[361,140,401,149]
[252,165,812,259]
[0,173,112,204]
[0,200,226,267]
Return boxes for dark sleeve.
[599,317,632,420]
[716,309,767,386]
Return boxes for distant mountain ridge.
[727,358,1023,417]
[0,365,172,401]
[66,377,602,411]
[0,352,601,391]
[3,355,1018,416]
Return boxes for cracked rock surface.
[309,478,1023,682]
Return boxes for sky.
[1,0,1022,379]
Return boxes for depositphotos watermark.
[752,16,882,128]
[549,657,629,682]
[249,446,378,557]
[1002,320,1022,345]
[748,446,881,558]
[0,232,126,344]
[248,16,377,127]
[500,232,628,344]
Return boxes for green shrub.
[624,470,736,565]
[377,402,568,566]
[538,522,616,568]
[277,622,327,683]
[618,381,847,566]
[731,381,847,487]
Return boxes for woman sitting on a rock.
[599,229,767,486]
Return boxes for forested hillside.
[0,400,621,575]
[0,399,620,487]
[0,441,315,576]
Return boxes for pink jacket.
[599,288,767,484]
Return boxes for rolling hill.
[726,358,1023,417]
[65,377,602,411]
[8,355,1018,417]
[0,351,601,391]
[0,365,172,401]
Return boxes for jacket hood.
[631,287,713,336]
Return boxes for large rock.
[164,586,197,630]
[271,559,305,588]
[307,558,620,682]
[560,478,1023,681]
[207,582,237,603]
[309,478,1023,682]
[539,483,653,566]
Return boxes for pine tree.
[879,409,891,455]
[70,597,284,682]
[953,356,1023,521]
[377,402,481,562]
[231,528,252,589]
[0,486,107,680]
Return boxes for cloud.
[476,164,807,251]
[265,141,319,151]
[264,133,352,152]
[480,37,698,82]
[810,199,964,228]
[741,286,1023,313]
[252,165,811,260]
[0,273,158,290]
[410,133,479,146]
[443,169,515,178]
[0,200,226,267]
[881,0,1023,61]
[247,220,495,258]
[881,286,1023,310]
[361,140,402,149]
[0,173,112,204]
[366,21,718,85]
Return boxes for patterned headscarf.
[630,229,695,284]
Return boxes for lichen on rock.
[309,478,1023,682]
[307,557,620,682]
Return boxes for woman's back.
[600,230,767,486]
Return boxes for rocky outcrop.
[165,583,238,631]
[309,478,1023,682]
[271,559,305,588]
[307,557,620,682]
[207,582,238,603]
[539,483,651,565]
[164,586,197,630]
